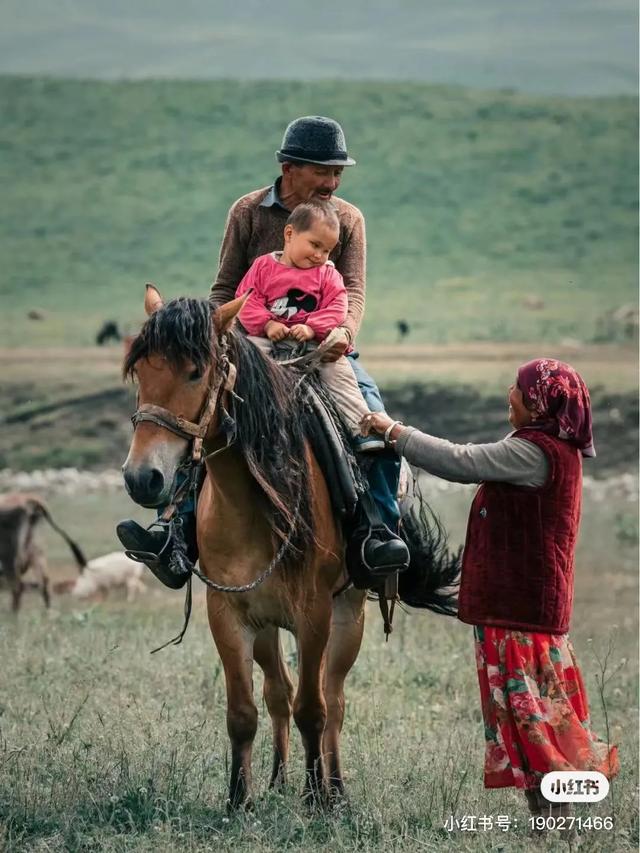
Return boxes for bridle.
[130,334,238,466]
[128,332,241,568]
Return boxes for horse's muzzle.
[122,464,167,508]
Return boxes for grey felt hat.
[276,116,356,166]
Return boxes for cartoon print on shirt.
[269,288,318,320]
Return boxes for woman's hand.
[264,320,289,341]
[288,324,315,342]
[360,411,395,436]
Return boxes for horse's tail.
[397,479,461,617]
[36,501,88,572]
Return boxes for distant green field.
[1,76,637,347]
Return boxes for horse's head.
[121,285,246,507]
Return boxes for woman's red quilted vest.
[457,429,582,634]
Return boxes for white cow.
[68,551,146,601]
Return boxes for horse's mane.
[124,298,315,563]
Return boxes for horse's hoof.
[225,796,254,814]
[300,787,330,813]
[328,788,350,815]
[268,780,291,796]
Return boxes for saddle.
[272,340,406,593]
[271,339,364,518]
[305,384,362,518]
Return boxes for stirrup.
[122,518,173,568]
[124,547,165,569]
[360,527,410,575]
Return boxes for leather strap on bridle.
[130,335,237,464]
[131,405,207,439]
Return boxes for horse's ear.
[144,283,164,316]
[213,291,251,335]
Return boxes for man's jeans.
[347,351,401,530]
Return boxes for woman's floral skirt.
[474,626,619,790]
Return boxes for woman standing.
[361,358,619,822]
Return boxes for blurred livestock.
[54,551,146,601]
[522,295,545,310]
[0,493,87,611]
[397,319,410,341]
[596,304,639,342]
[96,320,122,345]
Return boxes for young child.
[235,200,384,450]
[362,359,619,829]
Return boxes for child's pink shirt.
[235,253,348,341]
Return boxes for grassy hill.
[1,0,637,95]
[1,76,637,347]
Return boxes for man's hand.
[288,324,315,342]
[360,411,394,436]
[264,320,289,341]
[320,327,351,362]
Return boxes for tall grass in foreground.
[1,482,637,851]
[0,594,637,851]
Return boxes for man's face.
[284,163,344,203]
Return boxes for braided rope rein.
[169,483,303,595]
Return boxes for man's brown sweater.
[210,185,366,340]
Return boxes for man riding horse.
[117,116,409,585]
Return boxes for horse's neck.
[199,445,279,579]
[203,446,265,521]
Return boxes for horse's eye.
[188,368,201,382]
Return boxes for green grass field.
[0,481,637,852]
[2,76,637,348]
[1,73,637,852]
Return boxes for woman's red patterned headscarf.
[517,358,595,457]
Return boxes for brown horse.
[122,286,457,808]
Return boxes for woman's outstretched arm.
[394,427,548,487]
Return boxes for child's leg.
[247,335,273,356]
[318,356,376,436]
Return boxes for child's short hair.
[286,201,340,233]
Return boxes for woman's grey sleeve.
[394,427,549,487]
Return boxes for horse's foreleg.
[294,599,332,804]
[254,627,294,789]
[323,587,366,800]
[207,591,257,809]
